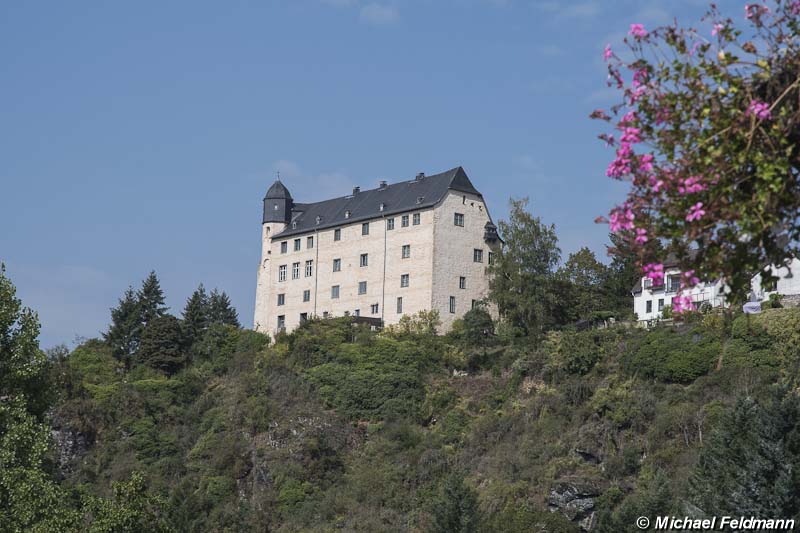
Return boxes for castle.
[254,167,501,336]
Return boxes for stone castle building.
[254,167,501,336]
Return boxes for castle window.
[473,249,483,263]
[307,236,314,249]
[278,265,287,282]
[459,277,466,289]
[331,285,340,299]
[362,222,370,236]
[354,309,360,316]
[274,203,280,211]
[277,293,285,306]
[454,213,464,227]
[488,252,495,265]
[401,215,409,227]
[401,274,409,288]
[292,262,300,280]
[413,213,421,225]
[323,311,329,318]
[646,300,653,313]
[300,312,308,323]
[305,260,313,277]
[333,258,341,272]
[449,296,456,314]
[360,253,368,267]
[471,299,478,309]
[281,241,288,254]
[358,281,367,295]
[397,297,403,314]
[294,239,301,251]
[402,245,410,259]
[334,229,341,241]
[277,315,285,329]
[303,290,311,302]
[371,303,379,314]
[387,218,395,230]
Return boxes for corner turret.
[263,179,293,224]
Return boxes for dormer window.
[273,203,279,211]
[292,221,297,229]
[643,278,653,289]
[345,210,351,219]
[316,215,322,225]
[379,203,385,212]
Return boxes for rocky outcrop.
[50,426,89,475]
[548,479,602,531]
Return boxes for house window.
[646,300,653,313]
[277,315,285,329]
[305,260,313,277]
[307,236,314,249]
[413,213,420,225]
[360,253,368,267]
[333,258,341,272]
[371,303,379,314]
[400,274,409,288]
[449,296,456,314]
[658,298,664,311]
[278,265,287,282]
[303,290,311,302]
[281,241,288,254]
[331,285,340,299]
[334,229,341,241]
[358,281,367,295]
[277,293,285,306]
[354,309,360,317]
[667,274,681,292]
[292,262,300,280]
[397,297,403,314]
[459,276,466,289]
[402,245,410,259]
[362,222,369,236]
[294,239,301,251]
[473,249,483,263]
[387,218,395,230]
[643,278,653,289]
[488,252,495,265]
[454,213,464,227]
[401,215,409,227]
[300,312,308,323]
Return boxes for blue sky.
[0,0,715,348]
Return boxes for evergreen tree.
[103,286,141,366]
[138,271,167,328]
[208,289,240,328]
[137,315,186,376]
[182,284,210,347]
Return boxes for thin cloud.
[272,160,356,203]
[359,3,399,25]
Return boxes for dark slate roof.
[264,180,292,200]
[272,167,483,239]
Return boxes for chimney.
[379,180,387,189]
[353,186,360,195]
[416,172,425,181]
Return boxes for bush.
[623,327,718,383]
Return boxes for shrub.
[623,327,718,383]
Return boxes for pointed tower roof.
[264,179,292,200]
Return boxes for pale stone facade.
[254,167,500,336]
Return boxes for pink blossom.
[746,99,771,120]
[629,23,647,38]
[639,154,654,173]
[628,85,647,104]
[711,23,724,36]
[620,127,641,144]
[609,206,635,232]
[678,175,707,195]
[635,228,648,244]
[672,293,696,313]
[655,108,670,125]
[682,270,700,286]
[643,263,664,285]
[603,44,613,61]
[606,141,634,178]
[686,202,706,222]
[649,175,666,193]
[791,1,800,15]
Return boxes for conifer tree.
[208,289,240,328]
[136,314,185,376]
[182,284,210,346]
[103,286,142,366]
[138,271,167,327]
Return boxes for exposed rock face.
[50,426,89,475]
[548,479,601,531]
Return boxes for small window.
[331,285,340,299]
[658,298,664,311]
[401,274,409,288]
[358,281,367,295]
[360,253,368,267]
[646,300,653,313]
[449,296,456,314]
[401,215,409,227]
[292,262,300,280]
[294,239,301,251]
[277,315,285,329]
[488,252,495,265]
[303,290,311,302]
[362,222,369,236]
[371,303,379,314]
[471,299,478,309]
[354,309,360,317]
[281,241,288,254]
[277,293,285,306]
[300,312,308,323]
[473,249,483,263]
[333,258,341,272]
[643,278,653,289]
[413,213,420,225]
[278,265,287,282]
[454,213,464,227]
[459,276,466,289]
[397,297,403,314]
[402,245,410,259]
[334,228,341,241]
[307,236,314,249]
[387,218,395,230]
[323,311,329,318]
[305,260,313,277]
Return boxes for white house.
[750,258,800,306]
